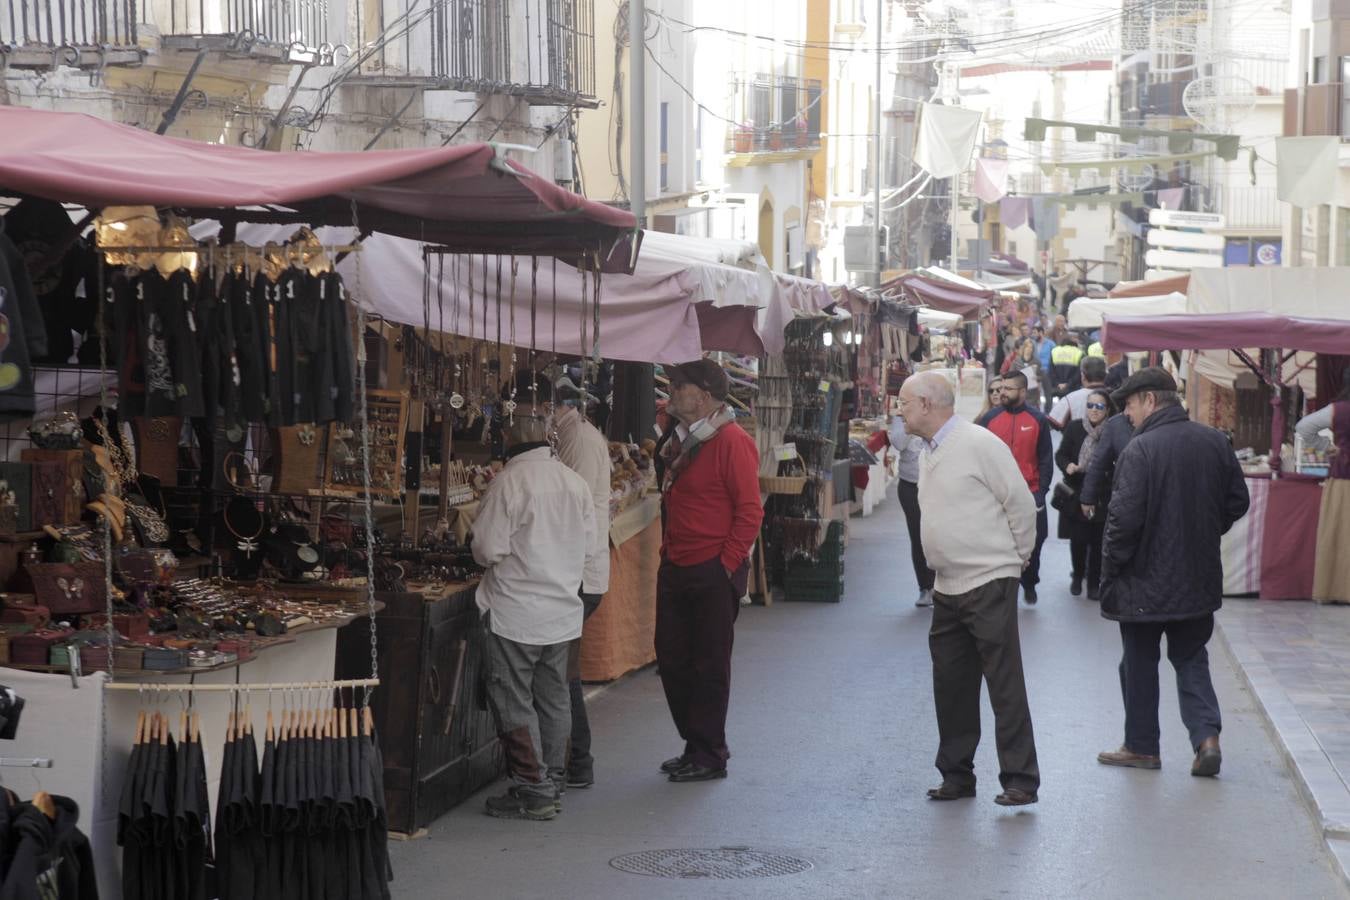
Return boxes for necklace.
[94,415,138,488]
[222,497,264,558]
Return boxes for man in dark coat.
[1096,368,1249,777]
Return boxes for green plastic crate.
[787,578,844,603]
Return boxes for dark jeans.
[1022,505,1049,591]
[1118,614,1222,757]
[655,555,745,769]
[1069,522,1105,590]
[930,577,1040,793]
[566,591,603,778]
[897,479,935,591]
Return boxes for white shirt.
[1049,385,1103,428]
[471,447,597,645]
[553,406,612,594]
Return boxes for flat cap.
[1109,366,1177,406]
[667,359,730,401]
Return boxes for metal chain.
[96,254,117,685]
[349,200,379,704]
[506,257,519,423]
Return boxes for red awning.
[1101,312,1350,355]
[0,106,635,260]
[882,273,992,321]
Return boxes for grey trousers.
[483,627,572,799]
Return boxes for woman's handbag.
[1050,481,1077,513]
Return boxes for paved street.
[390,496,1347,899]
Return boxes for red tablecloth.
[1259,478,1323,600]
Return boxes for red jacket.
[978,403,1054,502]
[662,423,764,571]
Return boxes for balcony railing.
[1216,184,1283,231]
[368,0,596,106]
[1,0,330,59]
[1,0,136,50]
[725,75,823,154]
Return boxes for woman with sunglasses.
[1054,389,1115,598]
[978,377,1004,420]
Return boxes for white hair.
[907,372,956,409]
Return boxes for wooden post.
[437,412,453,520]
[403,399,425,545]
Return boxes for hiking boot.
[484,787,557,821]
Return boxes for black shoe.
[1086,584,1100,601]
[926,782,976,801]
[659,755,689,775]
[1070,575,1083,596]
[669,763,727,783]
[1024,586,1038,605]
[566,771,594,789]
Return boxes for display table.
[1222,475,1322,600]
[0,624,349,899]
[580,497,662,682]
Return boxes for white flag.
[913,103,984,180]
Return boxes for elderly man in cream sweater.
[898,371,1041,807]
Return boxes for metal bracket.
[156,49,210,135]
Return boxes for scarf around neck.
[660,404,738,492]
[1077,415,1106,471]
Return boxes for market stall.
[1102,310,1350,602]
[0,104,638,879]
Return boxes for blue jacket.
[1036,338,1055,372]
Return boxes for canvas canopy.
[1101,312,1350,356]
[1067,293,1186,329]
[0,106,635,261]
[882,271,993,321]
[1186,267,1350,320]
[1109,273,1190,298]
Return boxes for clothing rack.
[103,678,380,693]
[92,243,365,254]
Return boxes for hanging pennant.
[973,158,1010,204]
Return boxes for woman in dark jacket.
[1055,389,1114,598]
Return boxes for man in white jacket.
[472,412,597,821]
[898,371,1041,808]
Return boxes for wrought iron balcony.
[0,0,331,66]
[725,75,823,156]
[359,0,597,107]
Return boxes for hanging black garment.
[215,273,250,440]
[214,726,236,900]
[240,729,268,900]
[326,273,356,424]
[0,796,99,900]
[195,274,222,426]
[354,724,392,900]
[3,199,85,366]
[165,269,206,419]
[150,733,178,900]
[232,273,268,424]
[0,236,46,422]
[264,269,299,426]
[109,271,147,420]
[258,732,282,900]
[116,729,147,900]
[286,270,333,425]
[134,270,181,418]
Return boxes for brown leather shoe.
[994,788,1037,806]
[926,782,976,801]
[1192,736,1222,777]
[1097,746,1161,769]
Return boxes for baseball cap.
[667,359,730,401]
[1109,366,1177,406]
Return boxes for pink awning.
[0,106,635,261]
[883,273,992,321]
[1108,274,1190,298]
[1101,312,1350,355]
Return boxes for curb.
[1215,615,1350,888]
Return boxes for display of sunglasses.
[1086,402,1107,410]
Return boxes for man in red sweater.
[654,359,764,783]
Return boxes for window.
[1341,58,1350,138]
[660,102,669,193]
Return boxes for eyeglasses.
[1085,402,1107,410]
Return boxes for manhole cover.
[610,847,813,879]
